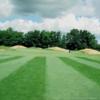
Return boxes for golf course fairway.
[0,48,100,100]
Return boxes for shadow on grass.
[60,57,100,86]
[0,57,46,100]
[77,57,100,64]
[0,56,23,64]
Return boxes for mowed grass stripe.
[60,57,100,85]
[0,55,11,59]
[46,56,100,100]
[0,56,34,81]
[0,56,22,64]
[77,56,100,64]
[68,56,100,69]
[0,57,46,100]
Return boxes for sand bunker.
[81,48,100,55]
[11,45,26,49]
[48,47,68,52]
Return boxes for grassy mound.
[48,47,68,52]
[81,48,100,55]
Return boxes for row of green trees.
[0,28,100,50]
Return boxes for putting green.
[0,48,100,100]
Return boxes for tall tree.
[80,30,97,49]
[66,29,80,50]
[0,28,23,46]
[0,28,98,50]
[66,29,97,50]
[39,30,51,48]
[60,35,66,48]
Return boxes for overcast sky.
[0,0,100,42]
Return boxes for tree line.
[0,28,100,50]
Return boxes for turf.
[77,56,100,64]
[0,47,100,100]
[60,57,100,85]
[0,56,22,63]
[0,57,46,100]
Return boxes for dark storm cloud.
[11,0,79,17]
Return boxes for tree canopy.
[66,29,97,50]
[0,28,99,50]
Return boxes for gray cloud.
[92,0,100,18]
[0,0,100,20]
[66,0,95,17]
[11,0,79,17]
[0,0,13,18]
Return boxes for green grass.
[77,56,100,64]
[0,57,46,100]
[0,47,100,100]
[0,56,22,63]
[60,57,100,85]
